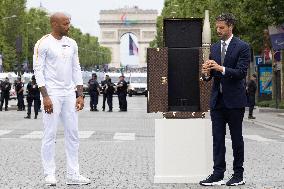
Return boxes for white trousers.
[41,94,80,176]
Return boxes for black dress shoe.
[34,115,38,119]
[24,115,31,119]
[108,110,112,112]
[248,116,256,119]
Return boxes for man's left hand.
[209,60,224,72]
[76,96,84,111]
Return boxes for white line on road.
[243,135,276,142]
[20,131,43,139]
[225,138,232,143]
[78,131,95,139]
[113,133,135,141]
[0,130,13,136]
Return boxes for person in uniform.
[88,73,100,111]
[104,78,115,112]
[15,76,25,111]
[0,77,11,111]
[33,12,90,186]
[24,75,40,119]
[116,75,128,112]
[101,74,110,111]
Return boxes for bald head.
[50,12,71,38]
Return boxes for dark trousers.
[106,94,113,110]
[118,92,127,111]
[90,93,99,110]
[211,95,245,178]
[0,95,9,110]
[27,97,39,116]
[17,94,25,110]
[102,93,107,110]
[248,96,255,116]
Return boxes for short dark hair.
[216,13,236,27]
[252,73,257,78]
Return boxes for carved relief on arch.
[118,29,141,40]
[102,31,116,39]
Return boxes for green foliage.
[257,100,284,109]
[0,2,111,72]
[151,0,284,54]
[69,27,111,69]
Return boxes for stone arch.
[98,6,158,68]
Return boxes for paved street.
[0,96,284,188]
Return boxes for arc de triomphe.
[98,6,158,68]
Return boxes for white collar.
[221,34,233,46]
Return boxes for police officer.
[0,77,11,111]
[25,75,40,119]
[105,78,115,112]
[117,75,128,112]
[101,74,110,111]
[88,73,100,111]
[15,76,25,111]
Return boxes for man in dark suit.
[200,13,250,186]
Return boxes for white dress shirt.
[221,34,234,75]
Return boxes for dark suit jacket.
[204,36,250,109]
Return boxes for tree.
[151,0,284,53]
[0,0,26,72]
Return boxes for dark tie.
[220,41,226,93]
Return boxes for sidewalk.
[244,106,284,131]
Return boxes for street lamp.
[24,22,31,73]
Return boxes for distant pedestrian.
[0,77,11,111]
[15,76,25,111]
[24,75,40,119]
[88,73,100,111]
[117,75,128,112]
[247,74,257,119]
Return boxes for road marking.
[225,138,232,143]
[243,135,276,142]
[0,130,13,136]
[113,132,135,141]
[20,131,43,139]
[78,131,95,139]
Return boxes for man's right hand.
[43,96,53,114]
[202,61,211,76]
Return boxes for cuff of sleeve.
[222,67,225,75]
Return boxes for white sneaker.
[66,174,91,185]
[45,175,57,186]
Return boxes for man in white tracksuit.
[33,12,90,186]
